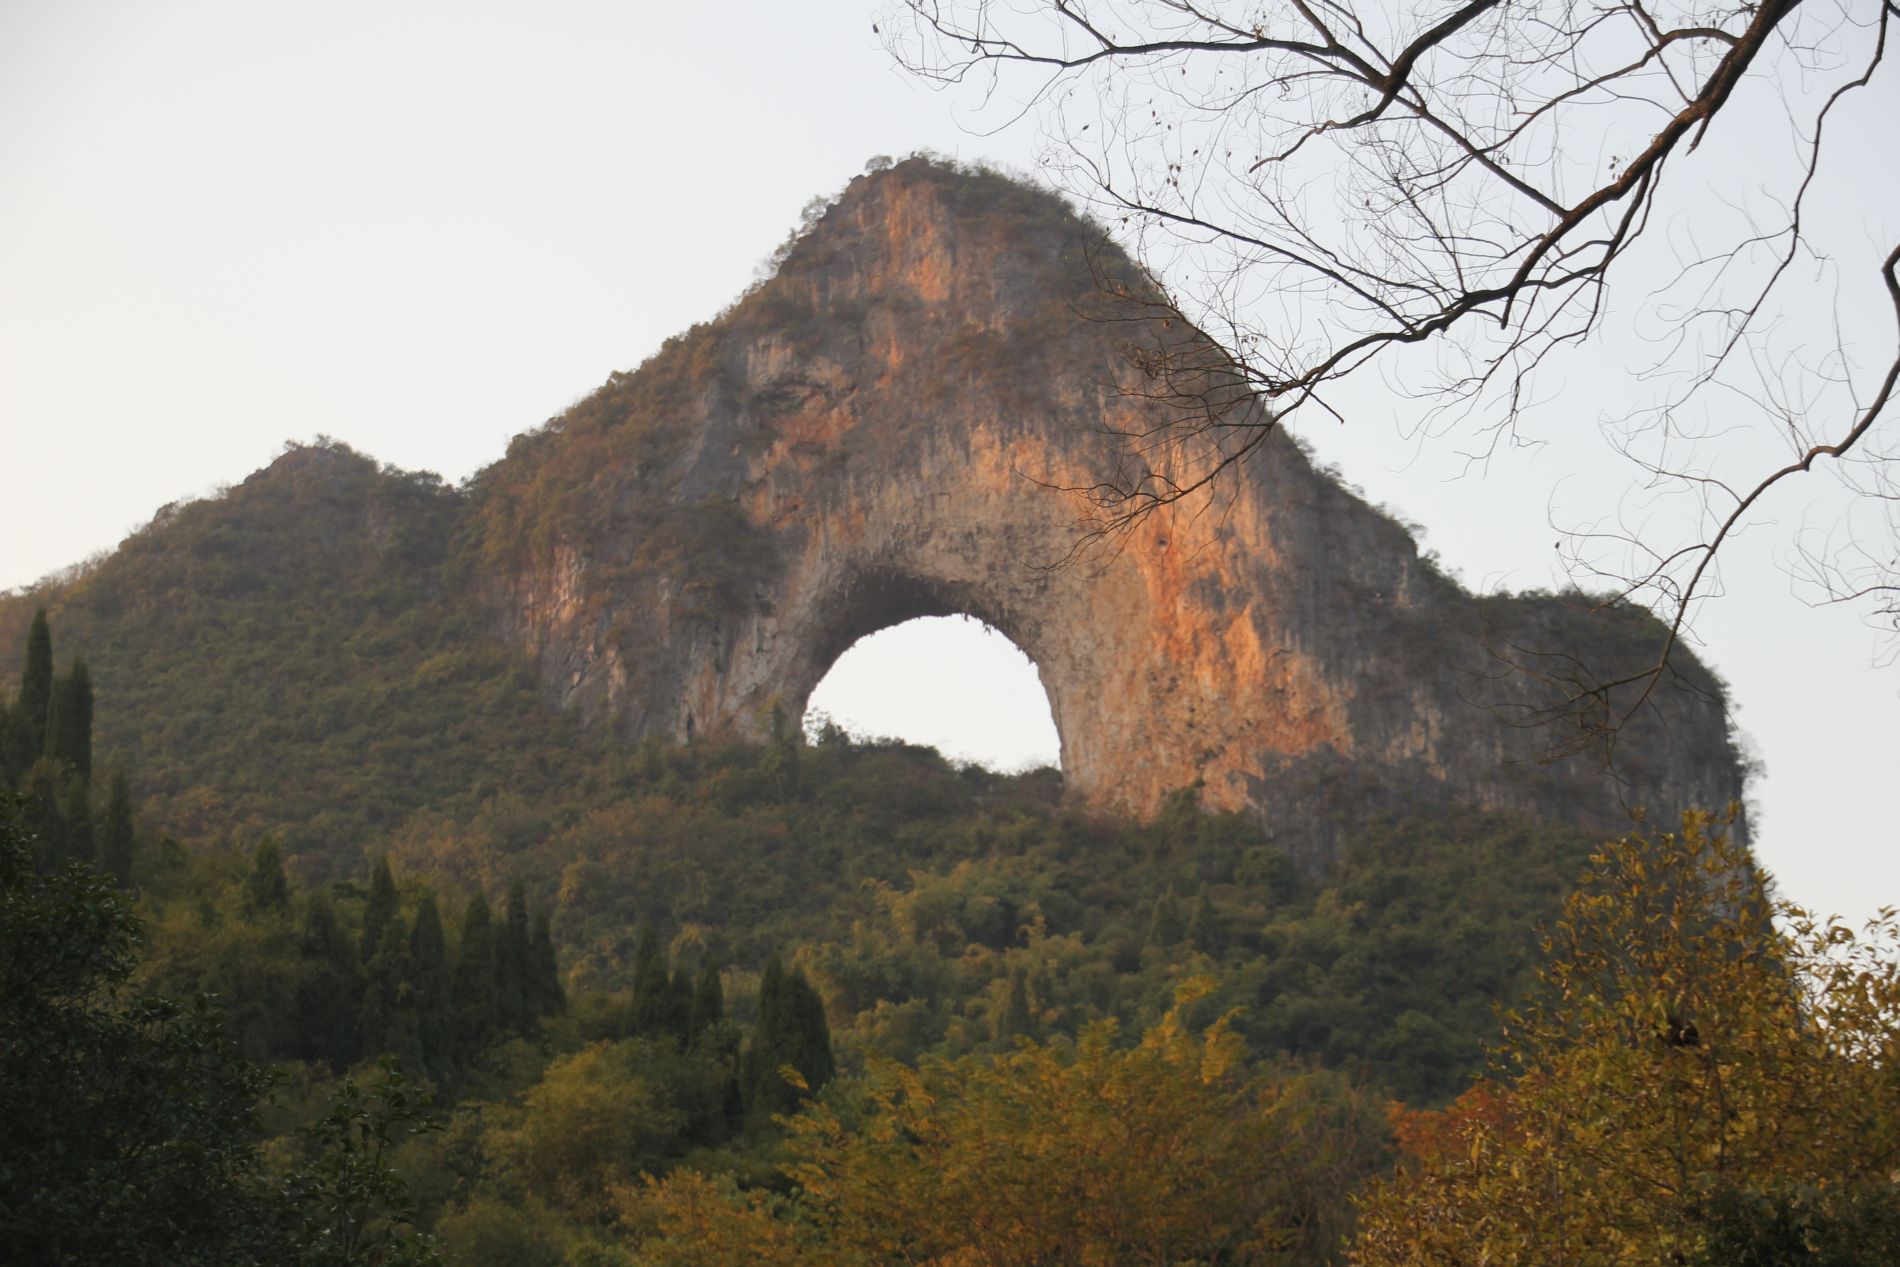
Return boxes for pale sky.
[2,0,1895,927]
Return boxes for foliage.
[285,1060,443,1267]
[1350,811,1900,1266]
[625,981,1387,1267]
[0,793,287,1265]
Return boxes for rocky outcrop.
[474,159,1744,863]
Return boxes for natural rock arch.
[483,159,1743,862]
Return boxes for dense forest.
[6,609,1899,1265]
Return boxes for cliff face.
[474,159,1744,860]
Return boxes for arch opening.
[802,615,1061,773]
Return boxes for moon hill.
[1,157,1743,873]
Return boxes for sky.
[2,0,1895,926]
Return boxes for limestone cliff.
[472,158,1744,862]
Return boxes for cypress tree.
[19,759,64,866]
[360,913,411,1061]
[56,772,91,865]
[1146,888,1186,949]
[295,893,362,1067]
[245,837,290,914]
[664,964,694,1041]
[1186,887,1222,955]
[451,893,497,1056]
[97,766,135,886]
[495,881,531,1033]
[746,955,833,1112]
[361,856,398,966]
[780,966,835,1094]
[408,890,454,1077]
[18,609,51,756]
[995,965,1035,1041]
[629,923,670,1036]
[688,961,724,1037]
[0,699,29,788]
[43,658,91,779]
[527,908,564,1020]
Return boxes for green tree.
[361,856,399,966]
[747,956,834,1114]
[688,961,724,1038]
[452,892,497,1058]
[17,607,52,757]
[284,1060,443,1267]
[246,835,291,914]
[361,912,416,1066]
[527,907,564,1020]
[0,794,291,1264]
[1146,886,1186,950]
[96,764,135,886]
[408,890,454,1075]
[55,769,91,865]
[496,879,531,1032]
[1352,812,1900,1267]
[43,657,92,779]
[992,965,1035,1042]
[296,892,363,1068]
[628,923,671,1038]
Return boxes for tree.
[246,835,291,914]
[408,891,454,1074]
[97,764,135,886]
[285,1060,443,1267]
[527,907,565,1020]
[452,892,497,1057]
[43,657,91,779]
[17,607,52,756]
[496,879,531,1032]
[628,923,672,1038]
[296,892,364,1069]
[888,0,1900,717]
[361,855,399,966]
[735,979,1385,1267]
[0,794,289,1264]
[687,960,724,1038]
[745,956,835,1115]
[1350,811,1900,1266]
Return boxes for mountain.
[1,157,1743,873]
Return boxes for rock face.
[475,159,1743,862]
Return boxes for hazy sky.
[3,1,1895,925]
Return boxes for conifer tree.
[689,961,725,1037]
[0,699,30,789]
[665,964,695,1041]
[43,658,91,779]
[451,893,497,1057]
[527,908,564,1020]
[17,608,51,756]
[995,965,1036,1042]
[407,890,453,1072]
[495,881,531,1033]
[1186,887,1222,955]
[245,837,290,914]
[361,856,398,966]
[360,914,412,1062]
[295,893,362,1068]
[97,766,135,886]
[746,955,834,1113]
[1146,888,1186,950]
[56,772,91,866]
[629,923,670,1037]
[18,758,63,865]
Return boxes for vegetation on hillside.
[5,606,1896,1264]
